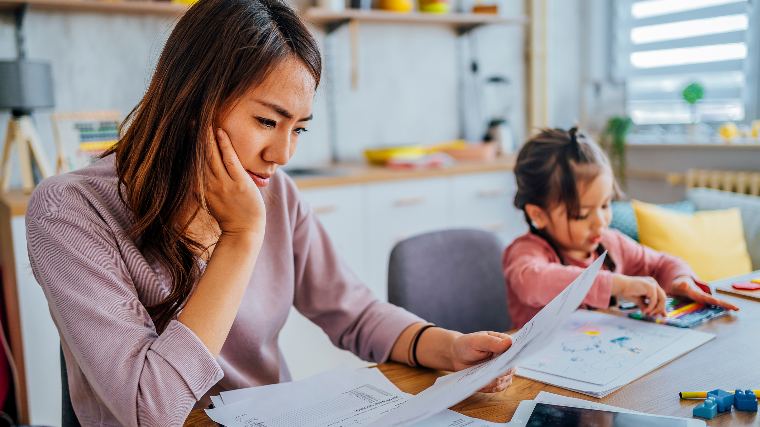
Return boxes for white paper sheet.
[206,367,402,425]
[364,254,607,427]
[516,311,714,397]
[520,310,699,385]
[206,367,505,426]
[217,366,361,406]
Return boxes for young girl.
[26,0,514,424]
[503,127,738,328]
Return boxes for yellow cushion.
[632,200,752,282]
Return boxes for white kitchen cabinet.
[365,178,450,301]
[450,172,527,246]
[299,185,366,279]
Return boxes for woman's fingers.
[470,333,512,355]
[215,129,247,181]
[207,127,224,178]
[477,370,514,393]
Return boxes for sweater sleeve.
[290,199,423,363]
[503,239,615,310]
[26,205,223,426]
[610,230,695,293]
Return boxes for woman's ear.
[524,204,548,229]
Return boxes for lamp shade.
[0,60,55,114]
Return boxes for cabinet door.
[300,185,366,280]
[450,172,527,246]
[278,308,368,380]
[365,178,450,300]
[280,186,367,379]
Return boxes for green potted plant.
[682,81,704,124]
[601,116,633,188]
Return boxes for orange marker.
[680,390,760,399]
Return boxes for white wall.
[545,0,582,129]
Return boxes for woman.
[26,0,514,424]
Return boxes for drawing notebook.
[516,310,714,398]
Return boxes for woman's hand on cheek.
[450,332,514,393]
[205,128,267,238]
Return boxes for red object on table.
[732,282,760,291]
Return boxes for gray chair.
[61,347,81,427]
[388,229,512,333]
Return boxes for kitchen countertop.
[0,155,516,216]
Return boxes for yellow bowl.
[363,145,427,165]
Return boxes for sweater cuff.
[150,320,224,400]
[584,271,615,308]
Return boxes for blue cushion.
[611,202,639,241]
[610,200,695,242]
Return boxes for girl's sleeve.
[290,200,423,363]
[610,230,695,293]
[27,201,222,426]
[503,241,615,309]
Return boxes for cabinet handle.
[392,196,425,207]
[483,222,504,232]
[476,189,507,198]
[313,205,338,215]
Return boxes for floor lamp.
[0,60,55,194]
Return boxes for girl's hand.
[670,276,739,311]
[205,128,266,237]
[450,332,514,393]
[613,275,667,317]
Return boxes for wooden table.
[186,291,760,426]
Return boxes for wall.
[545,0,582,129]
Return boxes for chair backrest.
[388,229,512,333]
[60,347,81,427]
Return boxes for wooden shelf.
[0,0,187,15]
[0,1,527,30]
[305,7,526,30]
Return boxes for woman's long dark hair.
[513,127,617,269]
[104,0,322,332]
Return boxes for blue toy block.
[708,389,734,413]
[734,389,758,412]
[693,396,718,420]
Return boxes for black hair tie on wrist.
[412,324,437,368]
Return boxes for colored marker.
[666,302,701,318]
[680,390,760,399]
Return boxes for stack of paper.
[516,309,714,398]
[206,367,502,426]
